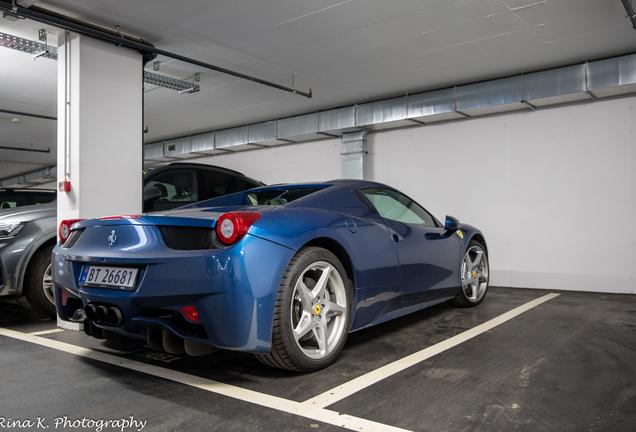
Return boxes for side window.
[0,192,54,208]
[31,193,56,205]
[361,188,437,226]
[201,171,246,198]
[145,169,198,203]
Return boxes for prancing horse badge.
[108,230,117,248]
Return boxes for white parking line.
[29,328,66,336]
[304,293,560,408]
[0,327,411,432]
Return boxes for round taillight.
[58,219,83,243]
[216,212,260,245]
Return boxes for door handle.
[388,227,404,243]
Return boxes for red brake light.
[181,305,200,322]
[216,212,261,245]
[58,219,84,243]
[100,215,140,220]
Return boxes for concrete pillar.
[56,32,143,328]
[57,31,143,223]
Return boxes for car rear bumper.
[53,229,295,353]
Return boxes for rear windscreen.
[245,187,324,206]
[0,192,56,208]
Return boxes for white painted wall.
[197,138,342,185]
[196,96,636,294]
[368,97,635,294]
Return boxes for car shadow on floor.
[0,299,55,328]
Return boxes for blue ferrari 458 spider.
[53,180,489,372]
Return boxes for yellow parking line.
[304,293,560,408]
[0,327,411,432]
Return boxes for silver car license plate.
[79,266,139,290]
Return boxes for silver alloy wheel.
[461,245,489,302]
[291,261,347,360]
[42,262,55,305]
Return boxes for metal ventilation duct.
[522,64,587,107]
[144,53,636,163]
[216,126,249,151]
[407,88,461,124]
[190,132,217,154]
[588,54,636,97]
[319,106,357,136]
[248,122,285,147]
[357,96,411,131]
[457,75,525,116]
[278,113,320,142]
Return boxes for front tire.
[24,244,57,317]
[448,240,489,308]
[256,247,352,372]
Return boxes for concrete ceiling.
[1,0,635,181]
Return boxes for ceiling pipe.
[0,1,313,98]
[622,0,636,29]
[0,108,56,121]
[0,0,157,63]
[0,144,50,153]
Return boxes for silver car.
[0,163,263,318]
[0,202,57,317]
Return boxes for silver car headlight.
[0,222,26,238]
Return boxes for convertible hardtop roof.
[0,188,56,193]
[143,162,249,178]
[158,179,390,214]
[250,179,388,191]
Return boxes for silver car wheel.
[461,245,489,302]
[42,262,55,305]
[291,261,348,360]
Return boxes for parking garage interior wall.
[197,137,342,185]
[199,95,636,295]
[367,96,635,294]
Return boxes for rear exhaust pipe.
[106,306,124,326]
[85,303,124,326]
[85,304,97,321]
[95,305,109,323]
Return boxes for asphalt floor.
[0,287,635,432]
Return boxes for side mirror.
[143,186,163,203]
[445,215,461,231]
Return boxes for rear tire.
[24,244,56,317]
[448,240,489,308]
[255,247,352,372]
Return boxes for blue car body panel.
[53,180,487,353]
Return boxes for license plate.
[79,266,139,291]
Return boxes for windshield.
[245,187,324,206]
